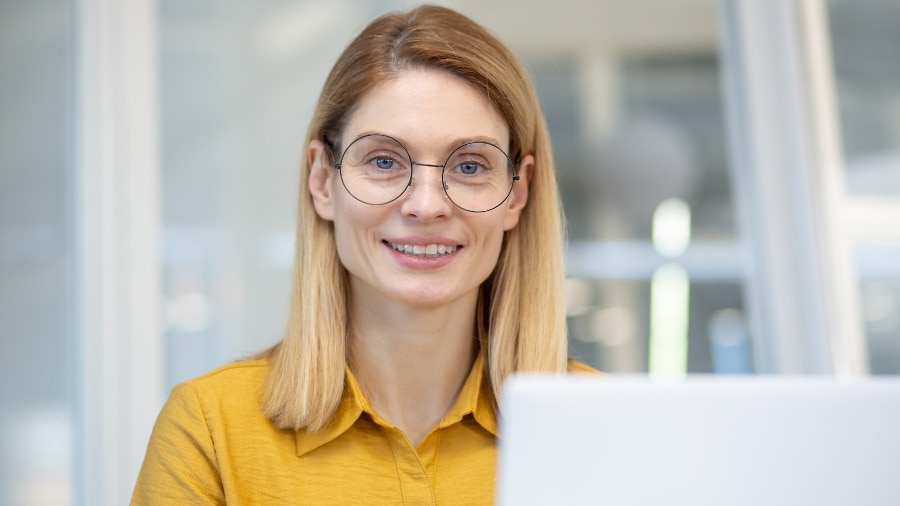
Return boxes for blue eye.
[460,162,480,175]
[374,157,395,169]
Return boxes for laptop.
[497,374,900,506]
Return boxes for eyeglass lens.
[337,134,515,212]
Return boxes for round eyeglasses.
[331,133,520,213]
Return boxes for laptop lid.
[497,375,900,506]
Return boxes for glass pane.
[829,0,900,197]
[153,0,308,389]
[0,0,76,504]
[856,245,900,374]
[511,4,747,373]
[829,0,900,374]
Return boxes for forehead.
[341,68,510,154]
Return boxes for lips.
[387,241,459,257]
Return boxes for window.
[0,1,76,504]
[829,0,900,373]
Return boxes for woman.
[133,5,591,504]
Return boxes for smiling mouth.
[387,241,459,258]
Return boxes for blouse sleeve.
[131,382,226,505]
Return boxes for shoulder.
[183,358,268,390]
[566,358,604,374]
[154,358,277,453]
[135,359,273,504]
[168,359,269,414]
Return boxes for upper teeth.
[389,242,457,257]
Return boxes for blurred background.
[2,0,899,503]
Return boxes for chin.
[386,282,476,309]
[393,291,459,308]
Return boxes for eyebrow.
[355,131,506,152]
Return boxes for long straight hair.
[262,5,567,431]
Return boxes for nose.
[400,163,452,220]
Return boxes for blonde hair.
[262,4,567,431]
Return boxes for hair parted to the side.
[261,4,567,431]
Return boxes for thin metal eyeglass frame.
[329,133,521,213]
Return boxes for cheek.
[477,218,509,267]
[329,201,359,266]
[330,199,385,263]
[331,219,353,267]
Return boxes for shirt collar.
[295,353,496,457]
[436,352,497,435]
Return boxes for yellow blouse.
[132,354,595,505]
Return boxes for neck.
[347,290,479,447]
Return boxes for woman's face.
[308,68,532,310]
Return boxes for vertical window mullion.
[76,0,163,503]
[717,0,866,375]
